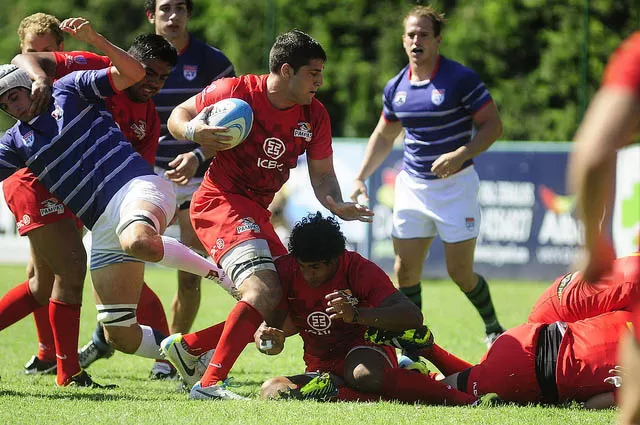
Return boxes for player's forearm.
[90,33,144,88]
[11,53,56,83]
[355,304,423,331]
[168,106,196,141]
[312,170,344,208]
[354,131,395,182]
[457,115,503,162]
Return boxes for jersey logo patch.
[16,214,31,230]
[393,91,407,106]
[294,122,313,142]
[130,120,147,141]
[51,104,64,121]
[74,55,87,65]
[306,311,331,335]
[22,130,34,147]
[431,89,446,105]
[40,198,65,216]
[183,65,198,81]
[263,138,286,160]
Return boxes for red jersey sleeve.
[136,106,161,165]
[305,101,333,160]
[602,31,640,96]
[54,51,112,79]
[347,252,398,307]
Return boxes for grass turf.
[0,264,616,424]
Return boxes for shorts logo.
[130,120,147,141]
[236,217,261,234]
[293,122,313,142]
[556,272,574,300]
[306,311,331,335]
[74,55,87,65]
[40,198,65,216]
[183,65,198,81]
[431,89,446,106]
[22,130,35,147]
[472,381,479,396]
[204,269,220,280]
[216,238,225,249]
[16,214,31,229]
[465,217,475,231]
[393,91,407,106]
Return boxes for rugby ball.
[205,98,253,150]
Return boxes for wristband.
[184,121,196,141]
[192,148,205,164]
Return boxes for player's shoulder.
[439,56,479,80]
[384,64,410,92]
[188,36,232,60]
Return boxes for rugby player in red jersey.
[162,29,373,399]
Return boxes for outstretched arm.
[59,17,144,91]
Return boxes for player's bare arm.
[11,52,57,116]
[167,95,232,149]
[351,117,403,204]
[164,144,219,185]
[308,156,374,222]
[59,17,144,91]
[325,291,422,331]
[431,101,502,178]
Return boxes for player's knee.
[97,304,139,353]
[121,233,163,262]
[260,377,291,399]
[348,363,382,392]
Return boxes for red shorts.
[557,310,630,402]
[190,179,287,263]
[528,256,640,323]
[466,322,543,403]
[2,169,83,236]
[304,344,397,377]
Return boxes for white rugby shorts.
[155,166,202,209]
[391,167,481,243]
[90,175,176,269]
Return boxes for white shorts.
[392,167,481,243]
[155,166,202,210]
[90,175,176,269]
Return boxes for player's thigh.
[343,346,395,391]
[391,171,436,239]
[27,218,87,279]
[392,237,432,268]
[91,262,145,305]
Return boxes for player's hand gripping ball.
[205,98,254,150]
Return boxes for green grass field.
[0,264,616,424]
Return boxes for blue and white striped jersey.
[0,68,155,229]
[153,35,234,176]
[382,55,493,179]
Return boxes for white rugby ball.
[205,98,253,150]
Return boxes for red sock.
[0,280,42,331]
[182,321,226,355]
[50,299,81,386]
[380,367,477,405]
[200,301,261,386]
[337,386,385,402]
[33,304,56,362]
[419,343,473,375]
[136,282,170,335]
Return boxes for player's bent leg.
[343,346,395,392]
[392,237,431,290]
[260,376,298,399]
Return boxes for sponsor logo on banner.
[183,65,198,81]
[431,89,445,105]
[40,198,65,216]
[393,91,407,106]
[293,122,313,141]
[236,217,261,234]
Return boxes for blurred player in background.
[146,0,235,335]
[568,31,640,425]
[351,5,504,350]
[162,29,373,400]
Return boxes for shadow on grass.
[0,388,145,402]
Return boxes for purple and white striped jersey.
[382,55,493,179]
[0,68,154,229]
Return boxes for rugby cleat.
[472,392,503,407]
[365,325,434,352]
[279,373,338,401]
[57,370,116,389]
[189,380,248,400]
[161,333,201,388]
[149,360,177,380]
[78,340,115,369]
[24,355,57,375]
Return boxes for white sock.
[134,325,164,359]
[159,236,234,292]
